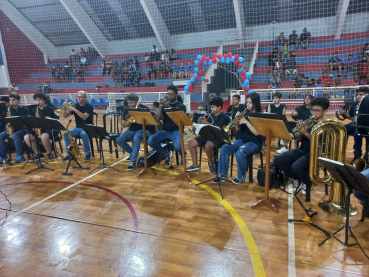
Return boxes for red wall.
[0,10,44,84]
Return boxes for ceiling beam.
[233,0,246,40]
[334,0,350,40]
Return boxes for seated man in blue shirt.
[328,52,342,78]
[0,94,31,163]
[148,85,186,164]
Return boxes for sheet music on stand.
[191,123,216,135]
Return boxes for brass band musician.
[227,94,246,119]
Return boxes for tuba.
[65,119,81,158]
[6,106,14,139]
[310,119,358,216]
[35,107,42,138]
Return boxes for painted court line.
[288,181,297,277]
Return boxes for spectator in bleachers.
[80,48,86,58]
[133,57,139,68]
[299,28,311,49]
[113,61,120,72]
[70,49,78,62]
[268,48,280,66]
[315,79,324,96]
[164,61,171,79]
[163,50,170,62]
[310,78,316,87]
[106,58,113,75]
[133,70,141,87]
[275,58,285,73]
[37,86,42,93]
[148,62,157,79]
[288,30,299,50]
[359,59,369,80]
[92,48,98,59]
[43,81,52,94]
[151,45,159,61]
[77,66,85,82]
[284,56,299,80]
[269,66,281,84]
[268,78,279,89]
[70,66,76,82]
[334,75,342,87]
[328,52,342,77]
[121,61,128,74]
[343,54,358,79]
[87,47,93,60]
[51,66,57,80]
[172,63,177,79]
[319,71,330,86]
[145,53,150,66]
[363,43,369,60]
[80,55,88,70]
[58,68,65,83]
[171,49,177,61]
[273,32,287,46]
[129,62,136,75]
[281,42,290,61]
[112,69,120,88]
[290,75,303,99]
[64,62,71,82]
[159,60,165,78]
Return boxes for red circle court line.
[0,181,139,277]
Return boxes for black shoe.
[187,165,200,171]
[84,155,91,162]
[62,156,71,162]
[29,153,45,163]
[164,151,172,165]
[47,154,55,162]
[232,178,244,184]
[212,175,227,184]
[208,164,216,174]
[127,161,136,171]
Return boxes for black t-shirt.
[162,102,187,132]
[10,106,31,117]
[31,105,59,119]
[236,119,263,149]
[72,103,94,128]
[293,104,311,121]
[299,121,318,152]
[269,103,286,115]
[348,102,359,118]
[300,32,311,42]
[227,104,246,118]
[209,112,231,128]
[177,95,183,103]
[123,104,150,132]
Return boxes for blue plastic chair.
[102,99,109,106]
[89,98,96,106]
[96,98,103,106]
[57,99,65,106]
[51,98,58,106]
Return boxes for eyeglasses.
[77,96,86,99]
[167,93,175,96]
[310,109,323,113]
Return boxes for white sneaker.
[294,180,301,191]
[277,147,289,154]
[302,184,307,195]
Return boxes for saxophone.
[6,106,14,139]
[65,119,81,158]
[35,107,42,138]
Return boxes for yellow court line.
[152,166,266,277]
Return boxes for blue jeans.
[218,139,259,180]
[116,129,149,162]
[63,127,90,156]
[346,123,364,158]
[147,130,181,154]
[0,129,28,157]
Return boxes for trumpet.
[60,102,75,113]
[153,96,170,109]
[292,116,315,136]
[222,107,249,133]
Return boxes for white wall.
[55,12,369,59]
[0,30,10,88]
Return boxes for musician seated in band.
[227,94,245,119]
[267,92,288,154]
[117,93,151,171]
[213,93,263,184]
[187,96,231,173]
[148,85,186,164]
[338,87,369,164]
[291,94,313,121]
[201,93,216,114]
[23,93,59,162]
[0,94,31,163]
[61,91,94,162]
[274,96,330,194]
[0,96,10,133]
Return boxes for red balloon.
[244,87,250,92]
[249,78,252,82]
[212,53,217,58]
[235,54,239,60]
[223,54,228,59]
[198,65,202,69]
[189,83,192,88]
[205,79,209,82]
[227,52,232,58]
[234,60,239,65]
[217,54,222,59]
[202,55,206,60]
[241,70,246,76]
[237,63,243,68]
[189,88,192,92]
[199,59,204,64]
[195,77,199,80]
[241,75,246,81]
[212,58,217,64]
[190,73,194,78]
[205,57,210,62]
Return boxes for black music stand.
[17,116,54,174]
[81,124,120,174]
[195,125,232,199]
[318,157,369,258]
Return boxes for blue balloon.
[208,59,213,65]
[239,57,244,62]
[246,72,251,78]
[238,67,244,73]
[242,83,247,88]
[191,77,195,82]
[244,80,249,86]
[184,85,189,90]
[194,73,198,78]
[194,67,199,72]
[188,80,192,84]
[220,57,225,63]
[195,60,200,65]
[248,90,253,94]
[226,57,230,64]
[201,76,205,80]
[197,55,202,60]
[185,90,189,95]
[203,61,207,65]
[231,56,235,62]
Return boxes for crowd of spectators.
[148,45,177,62]
[52,62,86,83]
[273,28,311,50]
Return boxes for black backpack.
[257,162,284,189]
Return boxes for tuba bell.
[310,119,358,216]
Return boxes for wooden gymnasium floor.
[0,114,368,277]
